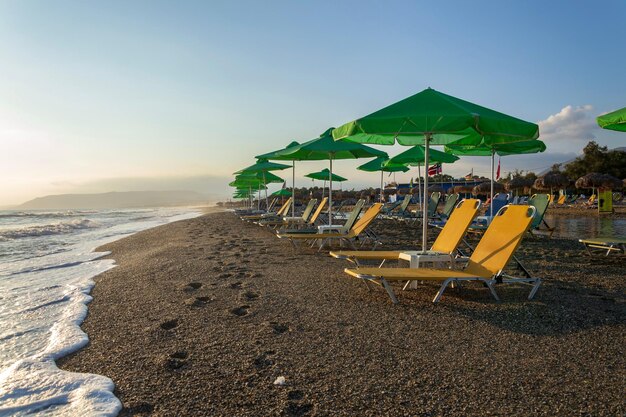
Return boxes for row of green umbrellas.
[233,87,553,250]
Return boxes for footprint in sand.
[287,390,304,401]
[163,350,189,371]
[284,402,313,416]
[185,282,203,291]
[269,322,289,334]
[230,305,250,316]
[253,352,274,369]
[241,291,259,301]
[160,319,179,330]
[229,282,243,290]
[185,296,213,307]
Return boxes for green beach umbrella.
[234,159,290,210]
[446,139,546,216]
[357,157,409,203]
[597,107,626,132]
[271,188,293,197]
[277,128,387,223]
[387,145,459,206]
[304,168,348,182]
[332,87,539,250]
[256,141,300,217]
[304,168,348,200]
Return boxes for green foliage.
[564,141,626,179]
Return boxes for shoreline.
[59,211,625,416]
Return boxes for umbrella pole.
[292,161,296,218]
[263,171,268,211]
[490,149,495,218]
[422,134,431,252]
[329,156,333,225]
[257,183,261,211]
[380,171,384,203]
[417,163,422,208]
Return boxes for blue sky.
[0,0,624,204]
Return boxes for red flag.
[496,158,501,180]
[464,168,473,180]
[428,163,442,176]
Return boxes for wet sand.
[59,210,625,416]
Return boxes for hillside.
[18,191,209,209]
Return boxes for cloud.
[537,105,599,152]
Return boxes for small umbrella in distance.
[357,157,409,203]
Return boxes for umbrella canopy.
[446,139,546,216]
[387,145,459,207]
[575,173,623,190]
[388,145,459,165]
[506,176,534,192]
[271,188,293,197]
[332,87,539,250]
[473,181,505,195]
[256,142,300,215]
[278,128,386,223]
[358,157,410,202]
[255,141,301,217]
[233,171,285,184]
[534,172,570,191]
[234,159,291,209]
[597,107,626,132]
[357,157,409,173]
[304,168,348,182]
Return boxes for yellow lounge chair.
[241,198,292,221]
[329,199,481,267]
[278,203,383,250]
[579,237,626,256]
[257,198,317,227]
[277,197,328,232]
[343,205,541,304]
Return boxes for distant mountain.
[18,191,210,209]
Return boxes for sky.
[0,0,624,206]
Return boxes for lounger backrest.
[426,192,441,216]
[276,198,292,216]
[350,203,383,236]
[398,195,412,213]
[308,197,328,224]
[528,194,549,228]
[464,205,536,278]
[440,193,459,217]
[431,199,481,254]
[557,195,566,205]
[490,193,509,214]
[340,199,365,233]
[301,199,317,221]
[267,198,278,211]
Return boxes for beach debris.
[273,376,287,386]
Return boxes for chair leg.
[380,279,399,304]
[528,279,542,299]
[433,279,452,303]
[485,280,500,301]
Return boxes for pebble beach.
[57,207,625,416]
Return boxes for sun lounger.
[277,199,361,235]
[330,199,481,269]
[235,197,278,215]
[276,197,328,233]
[382,195,412,219]
[241,198,292,221]
[579,237,626,256]
[278,203,381,250]
[431,193,459,221]
[256,198,317,227]
[407,192,441,222]
[343,205,541,304]
[527,194,553,236]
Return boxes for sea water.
[0,208,202,416]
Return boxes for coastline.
[59,211,625,416]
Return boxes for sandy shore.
[59,210,625,416]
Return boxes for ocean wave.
[0,219,100,240]
[0,211,96,219]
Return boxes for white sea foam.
[0,208,202,416]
